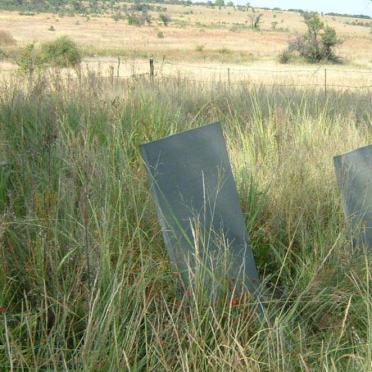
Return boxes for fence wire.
[3,58,372,91]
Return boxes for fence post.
[150,58,154,83]
[324,68,327,99]
[117,56,121,81]
[109,65,114,87]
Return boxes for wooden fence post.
[150,58,154,83]
[117,56,121,81]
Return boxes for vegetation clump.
[159,13,171,26]
[16,36,81,72]
[248,12,263,30]
[40,36,81,67]
[281,12,342,63]
[16,43,41,73]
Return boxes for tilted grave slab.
[141,123,261,299]
[334,144,372,249]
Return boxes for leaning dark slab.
[141,123,261,300]
[334,144,372,249]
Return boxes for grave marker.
[334,145,372,249]
[141,123,261,300]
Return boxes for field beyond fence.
[3,57,372,93]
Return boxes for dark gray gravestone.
[334,145,372,249]
[141,123,260,299]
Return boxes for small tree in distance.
[283,12,342,63]
[215,0,225,8]
[159,13,171,26]
[248,12,263,30]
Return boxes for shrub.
[127,13,142,26]
[0,48,6,60]
[157,31,164,38]
[40,36,81,67]
[287,12,342,63]
[218,47,231,54]
[278,49,291,64]
[215,0,224,8]
[48,25,55,31]
[0,30,16,46]
[159,13,171,26]
[248,13,263,30]
[16,43,41,73]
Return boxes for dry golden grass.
[1,3,372,87]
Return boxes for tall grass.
[0,73,371,370]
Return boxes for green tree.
[16,43,41,73]
[248,12,263,30]
[287,12,341,63]
[215,0,224,8]
[321,25,339,59]
[159,13,170,26]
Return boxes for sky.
[238,0,372,17]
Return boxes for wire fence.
[104,58,372,92]
[3,57,372,92]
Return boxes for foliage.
[278,49,291,63]
[159,13,171,26]
[286,12,341,63]
[215,0,224,8]
[16,37,81,72]
[127,13,142,25]
[40,36,81,67]
[248,12,263,30]
[0,47,6,60]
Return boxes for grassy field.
[1,3,372,92]
[0,4,372,62]
[0,71,371,370]
[0,2,372,370]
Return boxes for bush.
[16,43,41,73]
[159,13,171,26]
[40,36,81,67]
[248,12,263,30]
[48,25,55,31]
[127,13,143,25]
[0,30,16,46]
[287,12,341,63]
[157,31,164,38]
[278,49,291,64]
[0,48,6,60]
